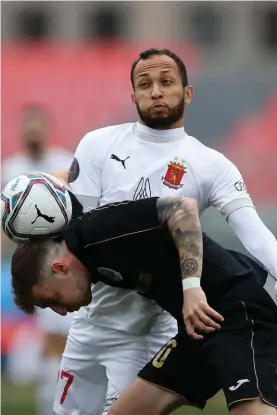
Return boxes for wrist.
[182,277,201,291]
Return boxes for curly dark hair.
[130,48,188,89]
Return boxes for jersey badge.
[68,158,80,183]
[161,157,186,189]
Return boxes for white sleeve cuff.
[227,207,277,281]
[221,198,255,220]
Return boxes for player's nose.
[151,84,163,99]
[51,305,67,316]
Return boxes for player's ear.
[131,92,135,104]
[51,261,67,275]
[184,85,194,105]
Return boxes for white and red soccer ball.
[1,172,72,244]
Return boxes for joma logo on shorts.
[229,379,250,391]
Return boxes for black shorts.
[138,288,277,410]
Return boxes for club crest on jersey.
[162,157,186,189]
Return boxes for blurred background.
[1,1,277,414]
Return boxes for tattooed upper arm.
[156,197,203,280]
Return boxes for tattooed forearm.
[157,197,203,280]
[174,229,201,256]
[181,259,198,275]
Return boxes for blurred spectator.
[2,104,72,186]
[1,103,74,415]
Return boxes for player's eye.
[162,79,172,85]
[139,81,150,88]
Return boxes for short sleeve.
[68,132,102,209]
[208,154,254,219]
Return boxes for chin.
[149,110,169,117]
[152,115,169,120]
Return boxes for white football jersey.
[70,122,254,332]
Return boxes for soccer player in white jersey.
[53,48,277,415]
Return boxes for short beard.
[136,96,185,130]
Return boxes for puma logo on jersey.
[31,205,55,224]
[229,379,250,391]
[110,154,130,169]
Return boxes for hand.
[183,287,224,340]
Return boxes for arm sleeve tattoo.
[156,197,203,281]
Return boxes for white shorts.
[53,311,177,415]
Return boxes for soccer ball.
[1,172,72,244]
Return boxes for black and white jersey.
[64,197,267,323]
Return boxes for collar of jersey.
[135,122,186,143]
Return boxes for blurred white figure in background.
[2,103,74,415]
[35,309,74,415]
[6,310,73,415]
[2,104,73,186]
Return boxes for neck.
[135,122,185,143]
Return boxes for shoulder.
[186,134,236,172]
[48,147,73,157]
[2,154,27,184]
[2,153,25,168]
[76,198,160,246]
[79,123,135,148]
[47,147,73,163]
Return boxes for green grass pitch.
[1,378,227,415]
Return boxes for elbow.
[157,196,199,225]
[178,196,198,211]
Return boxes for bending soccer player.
[11,196,277,415]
